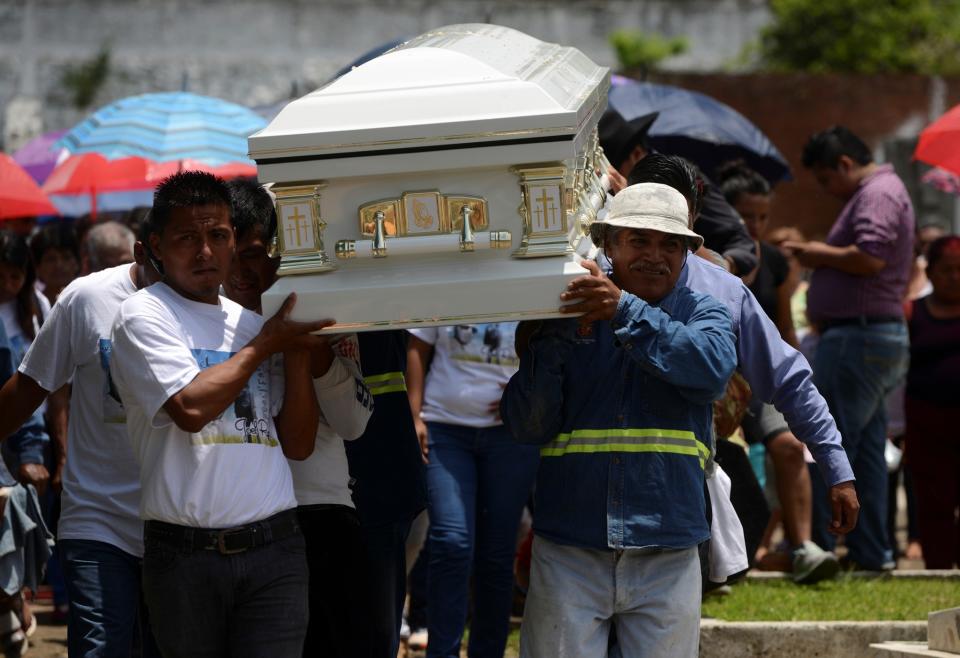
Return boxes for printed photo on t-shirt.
[191,348,278,448]
[446,324,519,368]
[98,338,126,424]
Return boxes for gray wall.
[1,0,771,144]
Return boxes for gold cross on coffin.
[285,206,311,248]
[535,188,558,230]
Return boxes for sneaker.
[408,628,428,650]
[792,541,840,584]
[837,555,896,573]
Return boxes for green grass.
[445,578,957,656]
[702,576,960,621]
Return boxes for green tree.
[62,46,111,109]
[609,30,688,80]
[759,0,960,74]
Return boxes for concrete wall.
[1,0,771,142]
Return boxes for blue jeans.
[521,537,701,658]
[811,322,909,569]
[141,529,308,657]
[425,422,540,658]
[60,539,159,658]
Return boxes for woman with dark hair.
[0,230,54,648]
[905,235,960,568]
[30,223,80,305]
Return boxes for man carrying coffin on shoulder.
[501,183,738,658]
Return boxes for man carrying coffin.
[501,183,737,657]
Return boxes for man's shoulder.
[59,265,133,307]
[860,166,911,204]
[684,254,746,303]
[116,284,174,324]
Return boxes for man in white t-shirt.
[109,171,329,656]
[223,178,374,656]
[0,225,161,656]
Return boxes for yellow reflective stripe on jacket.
[364,371,406,395]
[540,429,709,468]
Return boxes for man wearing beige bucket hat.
[501,182,737,658]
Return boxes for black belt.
[819,315,903,333]
[144,509,300,555]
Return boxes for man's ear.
[836,154,855,174]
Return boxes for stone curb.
[699,620,927,658]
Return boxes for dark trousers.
[359,515,415,658]
[906,396,960,568]
[142,524,308,658]
[298,505,368,658]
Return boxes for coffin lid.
[248,24,610,164]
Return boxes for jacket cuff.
[816,450,856,488]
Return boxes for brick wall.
[644,72,960,238]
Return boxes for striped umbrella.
[57,92,266,166]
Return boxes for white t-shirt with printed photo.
[19,264,144,556]
[110,282,296,528]
[409,323,519,428]
[287,334,373,508]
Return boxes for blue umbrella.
[57,92,267,166]
[608,78,791,184]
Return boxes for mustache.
[629,260,671,275]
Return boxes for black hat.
[598,109,659,170]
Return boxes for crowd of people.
[0,116,955,658]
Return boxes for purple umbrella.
[12,130,68,184]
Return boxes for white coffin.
[250,24,611,331]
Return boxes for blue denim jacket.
[501,283,737,551]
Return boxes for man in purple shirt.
[784,126,913,570]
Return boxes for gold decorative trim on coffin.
[274,183,336,276]
[511,164,573,258]
[359,192,489,237]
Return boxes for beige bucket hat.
[590,182,703,251]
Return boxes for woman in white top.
[407,323,539,658]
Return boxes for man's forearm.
[276,352,319,460]
[806,243,885,276]
[163,343,267,433]
[0,372,50,440]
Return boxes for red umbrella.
[42,154,258,217]
[42,153,152,217]
[0,153,59,220]
[144,159,257,184]
[915,104,960,175]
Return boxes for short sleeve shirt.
[409,323,519,427]
[110,283,295,528]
